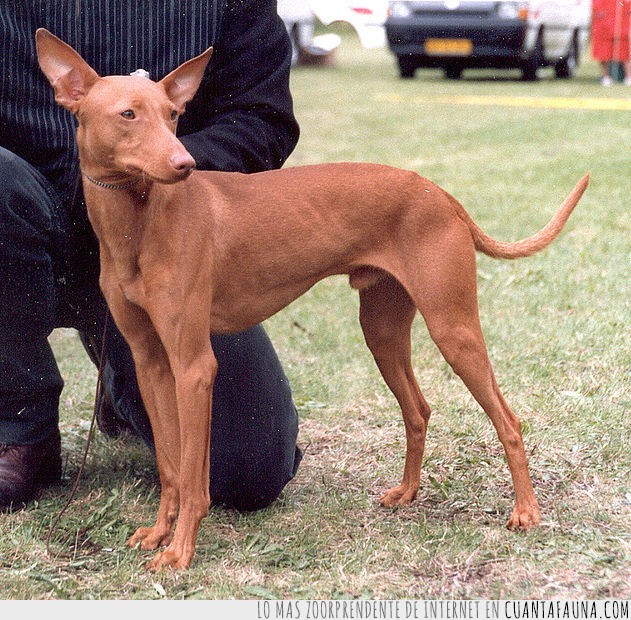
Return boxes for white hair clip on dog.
[130,69,150,79]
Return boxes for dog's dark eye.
[121,109,136,120]
[170,110,178,121]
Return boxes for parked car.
[279,0,389,51]
[385,0,592,80]
[311,0,389,48]
[278,0,317,64]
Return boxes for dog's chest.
[98,243,146,308]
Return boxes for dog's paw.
[127,525,173,550]
[507,504,541,531]
[146,545,194,572]
[379,485,417,507]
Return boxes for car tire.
[555,34,578,79]
[443,66,463,80]
[397,55,417,79]
[522,31,544,81]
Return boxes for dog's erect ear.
[160,47,213,112]
[36,28,99,113]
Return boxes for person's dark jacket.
[179,0,300,174]
[0,0,300,203]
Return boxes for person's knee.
[0,146,23,169]
[208,326,302,510]
[0,147,57,234]
[210,395,301,511]
[211,442,302,512]
[0,147,40,194]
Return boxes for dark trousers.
[0,147,301,511]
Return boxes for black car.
[385,0,591,80]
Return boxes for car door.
[537,0,573,60]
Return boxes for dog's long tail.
[459,173,589,259]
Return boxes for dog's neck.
[81,169,152,224]
[81,170,157,288]
[84,173,141,191]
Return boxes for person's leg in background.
[0,147,66,507]
[209,326,302,511]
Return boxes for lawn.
[0,28,629,600]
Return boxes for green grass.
[1,28,629,599]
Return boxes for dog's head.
[36,28,212,184]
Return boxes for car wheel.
[443,66,463,80]
[555,34,578,79]
[522,31,543,81]
[397,55,416,79]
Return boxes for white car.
[310,0,389,48]
[279,0,389,50]
[385,0,592,80]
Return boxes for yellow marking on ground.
[377,92,631,111]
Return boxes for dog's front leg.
[100,284,183,554]
[124,335,182,551]
[143,308,217,571]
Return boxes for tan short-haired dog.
[36,28,588,570]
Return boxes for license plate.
[424,38,473,56]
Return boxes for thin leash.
[45,310,110,560]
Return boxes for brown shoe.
[0,429,62,510]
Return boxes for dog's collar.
[84,174,139,190]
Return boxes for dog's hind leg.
[414,234,541,530]
[358,275,431,507]
[427,319,540,529]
